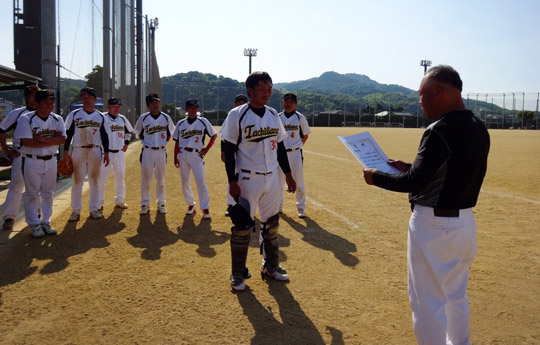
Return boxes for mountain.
[274,71,417,98]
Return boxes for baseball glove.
[57,157,73,176]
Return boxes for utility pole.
[244,48,258,75]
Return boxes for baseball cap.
[80,87,97,97]
[146,93,160,104]
[234,94,248,103]
[24,85,40,96]
[35,89,56,102]
[282,93,297,102]
[185,99,199,108]
[108,97,122,105]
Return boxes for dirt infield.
[1,128,539,344]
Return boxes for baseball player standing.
[64,87,110,221]
[15,90,66,237]
[134,93,175,215]
[97,98,133,210]
[364,65,490,345]
[0,85,39,229]
[221,71,296,291]
[278,93,311,218]
[221,94,248,216]
[173,99,217,219]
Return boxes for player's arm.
[63,117,75,159]
[223,140,241,201]
[199,133,217,158]
[99,122,110,166]
[302,134,309,145]
[277,141,296,193]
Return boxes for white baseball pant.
[71,147,102,213]
[140,147,167,206]
[3,155,24,220]
[98,151,126,206]
[178,150,210,210]
[22,157,57,226]
[408,204,477,345]
[279,149,306,209]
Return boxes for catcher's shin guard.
[260,214,280,269]
[231,226,252,277]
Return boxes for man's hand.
[220,151,225,163]
[199,147,209,158]
[122,144,128,152]
[229,181,241,202]
[6,148,20,158]
[103,152,110,167]
[363,168,377,185]
[285,173,296,193]
[174,156,180,168]
[388,159,409,173]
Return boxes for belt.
[286,147,301,152]
[411,204,460,217]
[78,144,99,148]
[144,145,165,150]
[25,154,56,161]
[434,208,460,217]
[182,147,200,153]
[241,169,272,176]
[109,149,120,153]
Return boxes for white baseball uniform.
[98,113,133,206]
[64,108,109,213]
[278,110,311,210]
[221,104,287,223]
[172,116,217,210]
[133,111,175,206]
[15,111,66,227]
[0,106,33,220]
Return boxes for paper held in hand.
[338,132,401,174]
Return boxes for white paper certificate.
[338,132,401,174]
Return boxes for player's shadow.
[0,210,125,291]
[177,215,229,258]
[127,212,180,260]
[280,213,359,267]
[236,283,326,345]
[325,326,345,345]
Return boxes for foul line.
[307,197,361,230]
[304,150,540,206]
[481,188,540,205]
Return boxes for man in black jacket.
[364,65,490,345]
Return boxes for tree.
[516,110,535,128]
[85,65,103,97]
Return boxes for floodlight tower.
[420,60,432,75]
[244,48,258,75]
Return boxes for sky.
[1,0,539,105]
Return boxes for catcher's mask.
[228,197,254,230]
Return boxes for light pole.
[244,48,258,75]
[420,60,432,75]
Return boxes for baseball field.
[0,127,539,344]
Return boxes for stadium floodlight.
[420,60,432,75]
[244,48,258,75]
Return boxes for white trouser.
[98,151,126,206]
[22,157,57,226]
[408,204,477,345]
[3,155,24,220]
[226,183,235,207]
[140,147,167,206]
[71,147,102,213]
[279,149,306,209]
[236,170,282,262]
[178,150,210,210]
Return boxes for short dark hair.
[108,97,122,105]
[80,87,97,98]
[282,93,297,102]
[234,94,248,104]
[425,65,463,92]
[245,71,273,91]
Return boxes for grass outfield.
[0,127,538,344]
